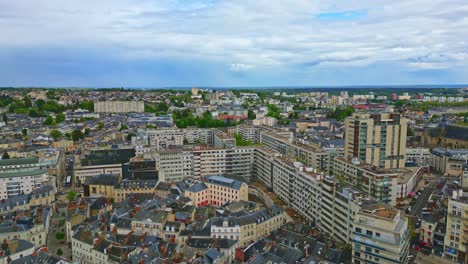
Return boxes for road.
[410,181,436,218]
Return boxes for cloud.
[230,63,254,72]
[0,0,467,85]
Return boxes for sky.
[0,0,467,87]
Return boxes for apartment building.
[253,146,281,188]
[153,148,193,182]
[146,128,184,150]
[184,176,248,207]
[333,157,399,206]
[260,130,330,173]
[213,129,236,149]
[193,147,255,181]
[344,113,408,169]
[94,101,144,113]
[406,148,431,167]
[184,128,214,145]
[430,148,468,176]
[352,200,410,264]
[444,191,468,263]
[236,125,261,143]
[211,206,287,247]
[0,169,49,199]
[462,164,468,191]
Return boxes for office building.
[344,113,408,169]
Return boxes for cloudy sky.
[0,0,467,87]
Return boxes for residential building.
[344,113,408,169]
[430,148,468,176]
[184,176,248,207]
[94,101,144,113]
[444,190,468,263]
[352,199,410,264]
[146,129,184,150]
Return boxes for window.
[375,232,380,237]
[366,230,373,236]
[355,227,362,233]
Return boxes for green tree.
[247,109,256,120]
[2,151,10,159]
[71,129,84,141]
[35,99,46,109]
[22,128,28,137]
[97,122,104,130]
[50,130,62,140]
[43,115,56,126]
[55,113,66,123]
[66,190,77,201]
[126,133,135,141]
[55,232,65,240]
[56,248,63,256]
[2,113,7,124]
[120,124,129,131]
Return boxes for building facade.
[344,113,408,169]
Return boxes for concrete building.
[0,169,49,199]
[94,101,144,113]
[213,129,236,149]
[344,113,408,169]
[352,200,410,264]
[154,149,194,182]
[146,129,184,150]
[184,176,248,207]
[236,125,261,143]
[430,148,468,176]
[444,190,468,263]
[260,130,330,173]
[333,157,399,206]
[406,148,431,167]
[193,147,255,181]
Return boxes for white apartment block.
[184,128,214,145]
[94,101,144,113]
[0,169,49,199]
[444,191,468,263]
[236,125,260,143]
[154,149,194,182]
[333,157,399,206]
[260,130,330,173]
[146,129,184,150]
[352,201,410,264]
[406,148,431,167]
[193,147,255,181]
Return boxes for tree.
[120,124,129,131]
[247,109,256,120]
[66,190,77,201]
[55,113,66,123]
[97,122,104,130]
[55,232,65,240]
[50,130,62,140]
[43,115,55,126]
[22,128,28,137]
[71,129,84,141]
[126,133,135,141]
[2,113,7,124]
[1,151,10,160]
[56,248,63,256]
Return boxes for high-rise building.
[344,113,408,169]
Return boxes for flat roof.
[0,169,48,178]
[0,158,39,167]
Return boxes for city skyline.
[1,0,468,87]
